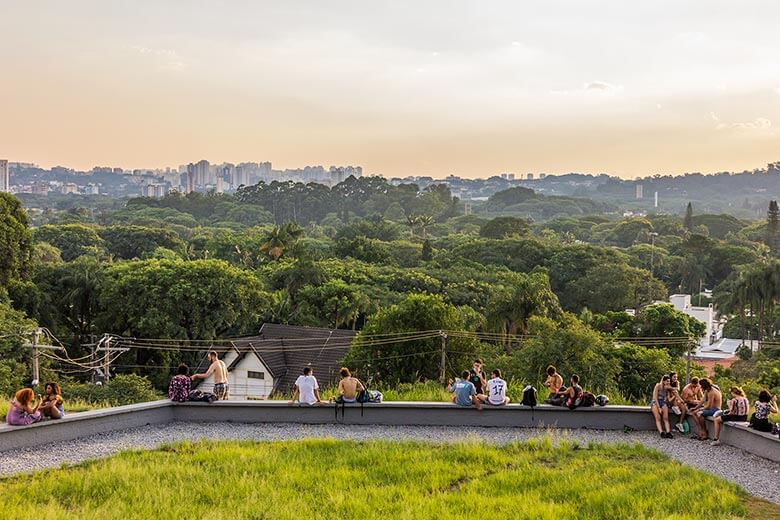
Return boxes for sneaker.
[675,423,685,433]
[710,439,720,446]
[660,432,666,438]
[671,406,681,415]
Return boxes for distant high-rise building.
[0,160,9,193]
[60,183,78,195]
[527,173,534,180]
[194,159,210,186]
[464,202,473,216]
[185,163,196,193]
[539,173,546,179]
[654,191,659,207]
[636,184,644,199]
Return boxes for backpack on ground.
[579,392,596,407]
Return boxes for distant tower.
[186,163,195,194]
[654,191,658,208]
[0,159,9,193]
[464,202,473,216]
[636,184,644,199]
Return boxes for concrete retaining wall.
[173,401,658,431]
[0,400,173,451]
[1,400,777,464]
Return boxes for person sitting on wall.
[336,367,365,404]
[290,366,325,406]
[168,364,191,403]
[478,369,510,406]
[543,365,564,396]
[749,390,778,433]
[650,375,674,439]
[5,388,42,426]
[689,378,722,441]
[38,382,64,419]
[448,370,482,410]
[710,386,749,446]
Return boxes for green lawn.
[0,439,774,520]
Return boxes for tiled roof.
[197,324,355,395]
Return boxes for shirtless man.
[690,378,721,441]
[191,350,229,400]
[543,366,564,397]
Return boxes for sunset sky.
[1,1,779,178]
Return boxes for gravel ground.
[1,422,778,504]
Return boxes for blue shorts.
[650,399,667,409]
[700,407,719,417]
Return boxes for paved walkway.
[1,422,778,504]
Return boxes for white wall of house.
[200,351,274,399]
[668,294,718,346]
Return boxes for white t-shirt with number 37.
[487,377,507,405]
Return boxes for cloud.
[584,81,615,91]
[713,114,772,131]
[130,45,185,71]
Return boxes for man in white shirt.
[479,369,511,406]
[290,366,324,405]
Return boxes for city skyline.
[2,1,780,178]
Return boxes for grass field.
[0,439,775,520]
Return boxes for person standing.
[191,351,229,401]
[469,359,487,396]
[290,367,325,406]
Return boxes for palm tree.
[259,222,304,261]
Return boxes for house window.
[248,371,265,379]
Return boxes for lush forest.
[1,177,779,404]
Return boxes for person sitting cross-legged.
[168,364,192,403]
[448,370,482,410]
[6,388,42,426]
[478,369,511,406]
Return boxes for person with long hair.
[6,388,42,426]
[650,375,673,438]
[749,390,778,433]
[710,386,749,446]
[39,382,64,419]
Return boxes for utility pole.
[94,335,129,384]
[24,328,59,388]
[31,328,40,388]
[439,331,447,384]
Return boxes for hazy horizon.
[2,1,779,178]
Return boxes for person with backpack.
[448,370,482,410]
[336,367,365,403]
[479,369,510,406]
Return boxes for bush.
[0,360,27,397]
[63,374,161,406]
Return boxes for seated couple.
[543,366,584,409]
[6,383,65,426]
[448,369,510,410]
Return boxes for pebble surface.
[1,422,778,504]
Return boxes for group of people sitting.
[5,383,64,426]
[167,351,230,403]
[650,373,778,445]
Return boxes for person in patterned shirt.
[168,364,191,402]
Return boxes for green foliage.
[605,343,673,401]
[479,216,530,239]
[33,223,105,261]
[63,374,161,406]
[0,192,33,285]
[628,304,706,357]
[99,225,185,260]
[346,294,483,383]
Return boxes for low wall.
[1,400,777,465]
[173,401,658,431]
[704,419,780,463]
[0,400,173,451]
